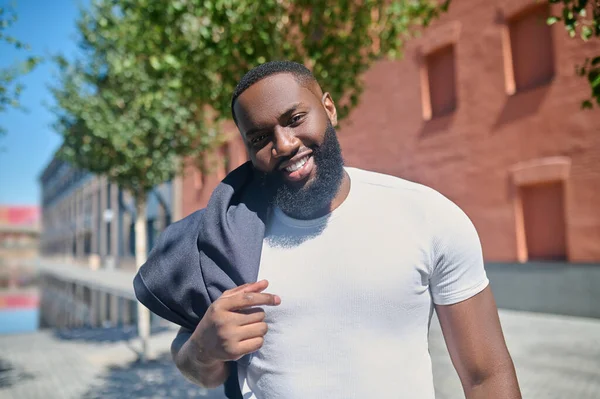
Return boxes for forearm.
[464,367,521,399]
[171,329,229,388]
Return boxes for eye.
[289,113,305,126]
[251,133,269,145]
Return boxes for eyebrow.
[243,102,303,137]
[279,102,302,120]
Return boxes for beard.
[259,120,345,220]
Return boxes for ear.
[322,92,338,126]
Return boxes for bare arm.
[171,327,230,388]
[435,286,521,399]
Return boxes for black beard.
[259,121,345,220]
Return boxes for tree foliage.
[51,7,211,198]
[0,5,41,134]
[52,0,449,358]
[52,0,449,195]
[53,0,600,195]
[51,55,208,199]
[547,0,600,108]
[100,0,448,121]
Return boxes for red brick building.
[0,206,40,288]
[179,0,600,263]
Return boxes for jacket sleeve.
[133,209,212,331]
[133,209,244,399]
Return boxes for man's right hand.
[172,280,281,388]
[194,279,281,363]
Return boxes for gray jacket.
[134,162,269,399]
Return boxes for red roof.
[0,206,40,226]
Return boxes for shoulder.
[346,167,452,209]
[346,167,473,231]
[154,209,205,246]
[175,208,205,227]
[346,167,428,191]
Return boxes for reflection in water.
[0,291,39,334]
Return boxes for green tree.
[0,5,41,134]
[99,0,448,123]
[51,6,213,360]
[52,0,450,359]
[547,0,600,108]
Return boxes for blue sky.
[0,0,85,205]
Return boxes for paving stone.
[0,310,599,398]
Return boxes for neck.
[327,169,351,214]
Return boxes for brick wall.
[181,0,600,262]
[181,121,249,218]
[338,0,600,262]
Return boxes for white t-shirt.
[238,167,489,399]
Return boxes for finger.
[221,280,269,298]
[235,337,265,358]
[235,322,269,341]
[231,307,266,325]
[227,292,281,311]
[222,283,252,297]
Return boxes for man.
[135,61,521,398]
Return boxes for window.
[424,44,457,119]
[128,222,136,257]
[520,182,567,261]
[510,157,571,263]
[106,221,111,255]
[106,183,112,210]
[507,5,555,93]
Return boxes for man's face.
[233,73,345,219]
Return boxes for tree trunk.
[135,196,151,362]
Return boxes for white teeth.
[285,156,308,172]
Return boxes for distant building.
[39,157,173,270]
[183,0,600,263]
[42,0,600,266]
[0,206,40,288]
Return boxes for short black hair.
[231,60,317,124]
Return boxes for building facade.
[39,157,173,270]
[182,0,600,263]
[42,0,599,266]
[0,206,40,288]
[338,0,600,262]
[179,124,249,219]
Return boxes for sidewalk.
[1,309,599,398]
[0,324,223,399]
[430,310,600,399]
[35,260,136,300]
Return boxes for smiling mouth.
[277,153,315,183]
[284,155,310,173]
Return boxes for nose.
[271,125,300,159]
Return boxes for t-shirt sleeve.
[427,191,489,306]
